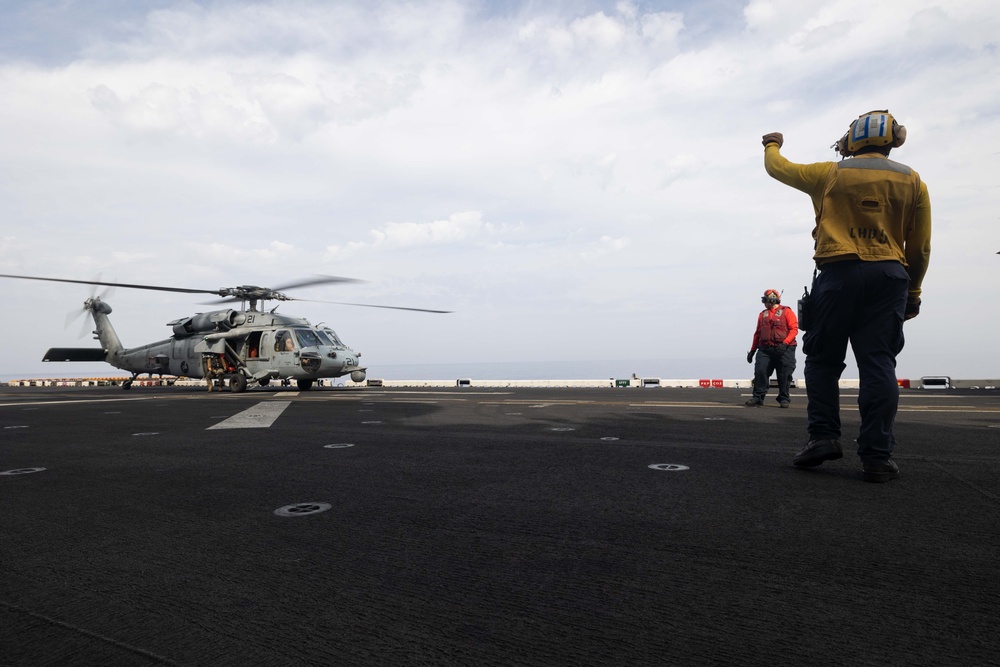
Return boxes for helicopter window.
[274,330,296,352]
[318,329,344,347]
[293,329,322,349]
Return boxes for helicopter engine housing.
[172,310,247,337]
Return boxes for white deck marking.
[0,397,156,408]
[208,401,292,430]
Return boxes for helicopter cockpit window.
[318,329,344,347]
[274,330,296,352]
[293,329,322,349]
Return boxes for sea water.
[0,357,746,383]
[361,358,744,381]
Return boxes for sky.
[1,0,998,381]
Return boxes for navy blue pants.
[802,260,908,463]
[752,345,796,403]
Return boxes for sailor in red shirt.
[745,289,798,407]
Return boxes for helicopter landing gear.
[228,374,248,393]
[296,379,314,391]
[257,378,269,387]
[123,375,136,390]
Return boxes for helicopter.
[0,273,450,392]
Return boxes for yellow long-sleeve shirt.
[764,144,931,299]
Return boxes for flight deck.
[2,384,998,665]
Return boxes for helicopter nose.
[321,351,357,372]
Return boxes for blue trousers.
[802,260,908,463]
[752,345,796,403]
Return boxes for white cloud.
[1,0,998,379]
[640,11,684,43]
[374,212,494,247]
[569,12,627,47]
[581,235,630,260]
[326,212,496,258]
[190,241,297,267]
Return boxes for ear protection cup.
[891,123,906,148]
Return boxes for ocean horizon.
[365,358,750,381]
[2,358,774,383]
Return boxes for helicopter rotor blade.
[198,297,452,313]
[2,272,450,312]
[293,298,452,314]
[76,310,94,339]
[270,275,365,291]
[64,307,89,337]
[0,273,362,301]
[97,285,117,302]
[0,273,223,296]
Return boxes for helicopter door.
[271,330,298,374]
[245,331,266,361]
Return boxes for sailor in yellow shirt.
[762,110,931,483]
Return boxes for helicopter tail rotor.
[65,306,91,338]
[64,279,117,338]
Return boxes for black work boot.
[793,439,843,468]
[862,459,900,483]
[744,398,763,406]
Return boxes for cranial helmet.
[761,289,780,305]
[834,110,907,157]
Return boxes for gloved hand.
[775,343,788,354]
[905,297,921,320]
[747,350,754,364]
[762,132,783,148]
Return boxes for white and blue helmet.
[834,110,907,157]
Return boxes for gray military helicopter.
[1,273,450,392]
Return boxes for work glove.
[762,132,783,148]
[905,297,921,320]
[747,350,754,364]
[775,343,788,354]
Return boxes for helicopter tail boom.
[84,297,126,368]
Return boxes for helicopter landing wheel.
[257,378,269,387]
[297,379,314,391]
[228,374,248,393]
[122,379,133,390]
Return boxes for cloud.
[374,212,493,247]
[326,211,497,258]
[1,0,999,379]
[87,66,346,143]
[190,241,297,266]
[109,251,156,264]
[581,235,630,260]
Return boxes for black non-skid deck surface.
[2,386,998,666]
